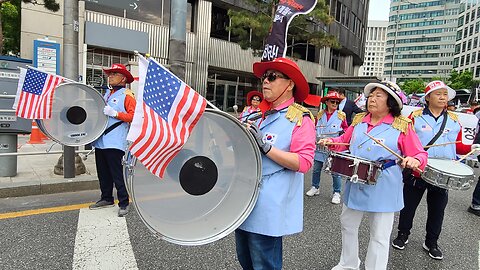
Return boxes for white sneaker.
[306,187,320,196]
[331,192,341,204]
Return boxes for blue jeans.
[235,229,283,270]
[311,160,342,193]
[472,177,480,206]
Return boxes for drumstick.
[324,142,350,146]
[424,141,461,149]
[363,132,423,173]
[455,148,479,163]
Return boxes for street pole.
[390,14,399,81]
[168,0,187,81]
[62,0,79,178]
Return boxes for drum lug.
[324,157,332,173]
[350,174,359,184]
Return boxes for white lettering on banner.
[274,14,284,23]
[0,115,16,121]
[0,72,20,79]
[262,44,279,61]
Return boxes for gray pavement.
[0,135,99,198]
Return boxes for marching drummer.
[318,80,427,270]
[235,57,315,269]
[392,80,470,260]
[89,63,136,217]
[239,90,263,121]
[306,91,347,205]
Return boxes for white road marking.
[73,207,138,270]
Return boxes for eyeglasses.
[251,97,261,101]
[261,72,289,82]
[329,100,340,105]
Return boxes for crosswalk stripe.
[73,207,138,270]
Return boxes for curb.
[0,180,99,198]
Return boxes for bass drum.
[124,109,262,246]
[36,82,108,146]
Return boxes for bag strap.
[424,110,448,150]
[103,121,123,136]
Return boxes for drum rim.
[125,109,262,246]
[37,82,108,146]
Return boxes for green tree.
[400,78,425,95]
[227,0,340,56]
[448,69,478,90]
[0,0,60,55]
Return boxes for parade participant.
[239,90,263,120]
[319,80,428,270]
[306,91,347,204]
[447,100,456,111]
[335,88,364,125]
[235,57,315,269]
[89,64,136,217]
[392,80,469,260]
[468,134,480,217]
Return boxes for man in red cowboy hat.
[239,90,263,121]
[235,57,315,269]
[306,91,347,204]
[90,63,136,217]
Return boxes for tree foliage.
[400,78,425,95]
[0,0,60,55]
[448,69,479,90]
[227,0,340,56]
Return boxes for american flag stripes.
[14,68,63,119]
[127,56,206,178]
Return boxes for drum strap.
[103,121,123,136]
[424,110,448,150]
[382,160,397,170]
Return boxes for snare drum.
[421,158,475,190]
[324,151,383,185]
[124,109,262,246]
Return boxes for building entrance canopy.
[316,76,380,95]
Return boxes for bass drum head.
[37,82,108,146]
[126,109,262,246]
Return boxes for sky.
[368,0,391,21]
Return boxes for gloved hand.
[471,144,480,150]
[103,105,118,118]
[249,124,272,155]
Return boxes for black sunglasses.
[329,100,340,105]
[261,72,289,82]
[251,97,261,101]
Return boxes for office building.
[384,0,460,82]
[359,20,388,78]
[454,0,480,79]
[20,0,369,111]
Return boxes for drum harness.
[403,110,448,186]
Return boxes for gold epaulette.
[447,111,459,122]
[316,110,324,120]
[392,115,412,134]
[411,108,423,118]
[337,110,346,121]
[351,112,368,126]
[286,103,315,126]
[124,89,135,98]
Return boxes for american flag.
[14,68,63,119]
[127,56,206,178]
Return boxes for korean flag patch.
[263,132,277,144]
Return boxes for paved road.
[0,172,479,270]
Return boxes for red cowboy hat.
[253,57,309,102]
[321,91,343,103]
[103,63,134,84]
[246,90,264,106]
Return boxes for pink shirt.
[331,113,428,169]
[266,98,315,173]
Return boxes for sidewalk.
[0,135,99,198]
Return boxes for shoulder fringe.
[351,112,368,126]
[447,111,459,122]
[286,103,315,126]
[337,110,346,121]
[316,110,324,120]
[392,115,412,134]
[124,88,135,98]
[411,109,423,118]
